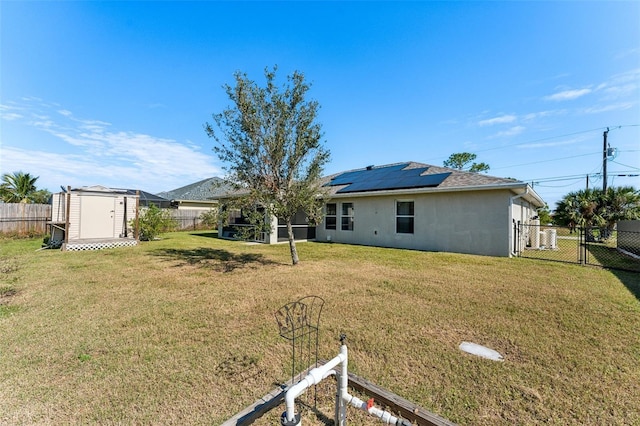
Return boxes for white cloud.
[0,99,221,193]
[0,103,24,121]
[522,110,566,121]
[478,114,517,126]
[544,88,592,101]
[517,137,583,149]
[492,126,525,138]
[582,102,635,114]
[601,83,639,100]
[0,112,23,121]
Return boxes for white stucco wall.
[316,189,536,257]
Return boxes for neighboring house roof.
[321,162,544,206]
[122,189,170,207]
[157,177,230,201]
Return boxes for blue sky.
[1,1,638,208]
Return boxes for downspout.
[509,187,529,257]
[123,196,128,238]
[135,190,140,241]
[64,186,71,249]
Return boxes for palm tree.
[0,171,49,203]
[554,186,640,240]
[601,186,640,234]
[554,190,590,231]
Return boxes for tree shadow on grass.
[587,245,640,301]
[190,231,218,239]
[609,269,640,302]
[153,247,276,273]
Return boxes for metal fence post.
[579,227,586,265]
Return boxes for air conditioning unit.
[545,229,557,249]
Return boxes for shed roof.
[64,186,171,206]
[69,185,129,194]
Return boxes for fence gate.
[516,223,640,273]
[516,224,582,265]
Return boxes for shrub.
[198,209,218,230]
[133,204,176,241]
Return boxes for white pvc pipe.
[337,343,349,426]
[342,393,404,425]
[284,340,409,426]
[284,350,347,423]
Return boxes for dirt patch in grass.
[0,258,20,318]
[0,285,18,299]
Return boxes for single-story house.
[316,162,544,257]
[215,162,544,257]
[157,177,228,212]
[156,177,231,230]
[49,185,139,251]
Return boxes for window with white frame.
[396,200,414,234]
[341,202,354,231]
[325,203,337,230]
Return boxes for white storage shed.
[50,185,139,251]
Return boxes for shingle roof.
[157,177,231,201]
[123,189,170,205]
[173,162,543,206]
[321,162,523,196]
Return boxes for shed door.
[79,195,116,239]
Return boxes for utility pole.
[603,128,609,192]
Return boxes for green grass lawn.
[1,232,639,425]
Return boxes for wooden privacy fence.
[169,209,216,231]
[0,203,51,236]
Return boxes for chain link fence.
[517,223,640,273]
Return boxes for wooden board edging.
[220,385,286,426]
[344,371,456,426]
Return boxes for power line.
[474,126,608,154]
[468,124,637,157]
[610,160,640,171]
[490,152,599,171]
[427,124,639,165]
[526,171,638,183]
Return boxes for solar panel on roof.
[325,163,451,193]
